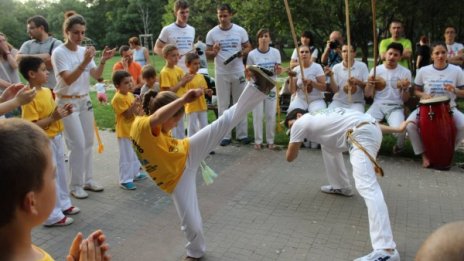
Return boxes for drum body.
[418,97,456,170]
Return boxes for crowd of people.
[1,0,464,260]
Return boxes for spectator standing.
[415,35,431,72]
[113,45,143,93]
[205,3,252,146]
[17,15,62,89]
[194,35,208,69]
[444,25,464,66]
[129,36,150,67]
[0,33,20,93]
[290,31,318,68]
[379,20,413,70]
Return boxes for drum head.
[419,96,450,105]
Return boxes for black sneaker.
[247,65,276,94]
[220,139,231,146]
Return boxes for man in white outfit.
[444,25,464,67]
[365,42,411,154]
[205,3,252,146]
[285,107,403,261]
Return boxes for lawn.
[91,53,464,164]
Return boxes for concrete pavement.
[33,130,464,260]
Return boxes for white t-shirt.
[291,46,318,62]
[369,64,412,104]
[95,83,106,94]
[246,47,281,80]
[158,23,195,72]
[206,24,249,74]
[446,42,464,58]
[290,107,376,150]
[292,63,325,103]
[52,45,96,95]
[415,64,464,107]
[332,60,369,104]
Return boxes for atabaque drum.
[418,96,456,170]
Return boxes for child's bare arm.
[149,89,203,128]
[34,104,73,129]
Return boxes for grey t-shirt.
[0,49,20,94]
[19,37,62,89]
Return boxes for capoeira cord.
[346,128,384,177]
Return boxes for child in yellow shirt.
[19,56,80,227]
[184,53,213,136]
[0,119,110,261]
[140,64,160,97]
[159,44,194,139]
[111,70,147,190]
[130,65,276,260]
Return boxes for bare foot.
[254,144,261,150]
[422,154,431,168]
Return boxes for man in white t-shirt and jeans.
[206,3,252,146]
[444,25,464,67]
[285,107,406,261]
[154,0,195,73]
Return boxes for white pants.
[348,124,396,250]
[366,103,405,148]
[45,134,73,225]
[215,72,247,140]
[406,107,464,155]
[328,100,365,113]
[171,83,266,258]
[172,115,185,139]
[187,111,208,137]
[321,146,351,189]
[57,96,95,190]
[252,89,277,145]
[118,138,141,183]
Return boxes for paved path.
[33,130,464,261]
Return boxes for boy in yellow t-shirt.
[184,53,213,136]
[0,119,111,261]
[19,57,80,227]
[159,44,194,139]
[131,65,276,260]
[111,70,147,190]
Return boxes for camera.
[329,41,339,49]
[196,47,204,56]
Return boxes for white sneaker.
[354,249,400,261]
[320,185,354,197]
[70,187,88,199]
[84,180,104,192]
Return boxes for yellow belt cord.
[346,129,384,177]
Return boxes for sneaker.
[209,150,216,155]
[134,173,148,182]
[354,249,400,261]
[45,216,74,227]
[184,256,201,261]
[120,182,137,190]
[71,187,88,199]
[220,139,231,146]
[63,206,81,215]
[238,137,251,145]
[320,185,354,197]
[247,65,276,94]
[83,180,104,192]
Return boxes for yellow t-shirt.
[33,245,55,261]
[130,116,190,194]
[111,91,136,138]
[21,87,63,138]
[184,73,208,114]
[159,65,186,97]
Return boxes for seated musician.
[405,42,464,168]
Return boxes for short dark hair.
[444,25,457,33]
[112,70,131,86]
[431,42,448,52]
[119,45,130,55]
[19,56,44,81]
[27,15,49,33]
[284,108,307,128]
[256,28,270,41]
[387,42,404,55]
[142,64,156,79]
[390,19,403,26]
[185,52,199,65]
[0,118,50,227]
[218,3,234,13]
[174,0,189,12]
